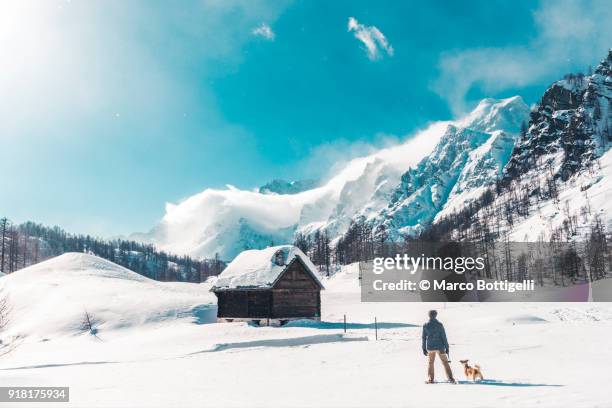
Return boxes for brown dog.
[459,359,484,381]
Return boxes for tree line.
[0,217,225,282]
[295,221,402,273]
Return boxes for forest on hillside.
[0,217,225,282]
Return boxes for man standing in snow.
[422,310,456,384]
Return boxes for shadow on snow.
[190,304,217,324]
[284,320,417,330]
[458,379,563,387]
[188,333,368,354]
[0,361,118,371]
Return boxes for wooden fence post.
[375,316,378,340]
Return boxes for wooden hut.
[211,245,324,325]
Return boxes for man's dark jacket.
[422,318,449,354]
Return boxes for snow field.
[1,254,612,407]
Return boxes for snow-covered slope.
[140,97,528,259]
[0,253,215,340]
[507,148,612,241]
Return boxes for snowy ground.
[1,255,612,408]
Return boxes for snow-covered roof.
[211,245,323,291]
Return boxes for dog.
[459,359,484,381]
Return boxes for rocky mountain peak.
[259,179,319,195]
[594,48,612,76]
[505,50,611,182]
[364,97,529,239]
[458,96,529,134]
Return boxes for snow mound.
[0,253,216,340]
[212,245,322,290]
[17,252,150,282]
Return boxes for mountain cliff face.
[316,97,528,242]
[506,51,611,183]
[432,49,612,241]
[366,97,528,238]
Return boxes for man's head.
[428,310,437,320]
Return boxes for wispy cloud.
[433,0,612,114]
[347,17,394,60]
[252,23,275,40]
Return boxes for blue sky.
[1,0,610,236]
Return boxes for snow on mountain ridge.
[259,179,319,195]
[369,96,529,237]
[141,97,528,259]
[457,95,528,133]
[432,127,523,221]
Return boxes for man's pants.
[427,350,454,382]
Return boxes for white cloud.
[433,0,612,114]
[347,17,394,60]
[252,23,275,40]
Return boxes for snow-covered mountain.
[140,96,528,259]
[259,179,319,195]
[368,97,528,238]
[434,49,612,242]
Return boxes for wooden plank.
[247,291,272,317]
[273,261,320,290]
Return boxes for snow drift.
[0,253,216,340]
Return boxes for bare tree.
[0,218,8,273]
[0,290,12,358]
[80,310,99,336]
[0,291,8,331]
